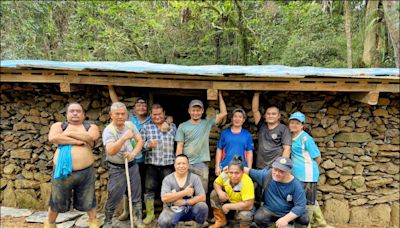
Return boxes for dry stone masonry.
[1,83,399,226]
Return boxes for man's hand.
[184,184,194,197]
[217,191,229,203]
[160,122,170,133]
[222,204,231,214]
[173,199,186,207]
[148,139,158,149]
[122,130,134,142]
[124,152,136,161]
[215,166,221,176]
[276,217,289,228]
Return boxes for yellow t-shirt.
[215,172,255,203]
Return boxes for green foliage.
[0,0,396,67]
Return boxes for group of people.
[44,88,329,228]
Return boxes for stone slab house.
[1,60,399,226]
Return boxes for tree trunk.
[234,0,248,65]
[382,0,400,68]
[344,0,352,68]
[362,0,381,67]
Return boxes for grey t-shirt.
[161,172,205,209]
[102,121,139,164]
[256,119,291,168]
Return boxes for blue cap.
[289,112,305,123]
[272,156,293,172]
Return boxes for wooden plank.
[207,89,218,100]
[350,92,380,105]
[0,73,399,93]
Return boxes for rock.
[40,183,52,208]
[0,207,32,218]
[323,199,349,224]
[13,122,35,131]
[326,170,340,179]
[351,176,365,189]
[301,101,325,113]
[327,107,342,115]
[369,193,399,204]
[15,189,41,209]
[3,164,16,174]
[25,211,85,223]
[356,119,369,127]
[334,132,372,142]
[319,185,346,194]
[354,164,364,175]
[339,175,352,182]
[383,162,399,175]
[379,152,400,158]
[321,117,335,128]
[57,220,76,228]
[370,204,391,226]
[337,147,364,155]
[373,109,389,117]
[311,128,327,138]
[86,109,100,120]
[350,198,368,206]
[379,144,399,151]
[2,181,17,207]
[350,206,370,224]
[341,166,354,175]
[15,179,40,189]
[26,115,41,124]
[391,202,399,228]
[326,124,340,135]
[10,149,32,159]
[321,160,335,169]
[366,178,393,188]
[75,213,105,228]
[34,173,52,183]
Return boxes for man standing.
[210,157,254,228]
[102,102,145,228]
[108,85,170,220]
[215,108,254,176]
[175,91,227,192]
[288,112,330,228]
[252,92,291,168]
[158,154,208,228]
[140,103,177,225]
[46,103,100,228]
[247,156,309,228]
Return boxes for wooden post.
[207,89,218,100]
[350,91,380,105]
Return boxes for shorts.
[301,182,317,205]
[49,166,96,213]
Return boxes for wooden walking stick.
[125,158,134,228]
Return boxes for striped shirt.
[291,131,320,182]
[141,122,176,166]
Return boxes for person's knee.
[194,202,208,223]
[296,213,309,225]
[254,211,264,225]
[237,211,253,225]
[158,213,172,227]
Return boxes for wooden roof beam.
[350,91,380,105]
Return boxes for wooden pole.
[125,158,134,228]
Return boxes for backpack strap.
[61,121,69,131]
[259,169,273,202]
[61,121,91,131]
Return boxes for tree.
[382,0,400,68]
[344,0,352,68]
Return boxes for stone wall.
[1,83,399,226]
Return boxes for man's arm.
[64,124,100,146]
[245,151,253,169]
[315,156,322,165]
[215,148,223,176]
[282,145,291,158]
[161,184,193,203]
[108,85,119,103]
[215,91,228,125]
[222,199,254,213]
[105,130,133,156]
[131,132,144,155]
[252,92,262,125]
[48,122,85,145]
[176,142,184,156]
[275,212,299,228]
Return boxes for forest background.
[1,0,399,69]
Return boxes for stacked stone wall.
[1,83,399,226]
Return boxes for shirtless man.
[45,102,100,228]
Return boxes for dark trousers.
[254,206,309,227]
[144,164,174,200]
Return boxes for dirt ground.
[0,216,394,228]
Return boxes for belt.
[108,160,136,169]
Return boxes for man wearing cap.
[108,85,172,221]
[244,156,308,228]
[288,112,330,228]
[215,108,254,176]
[175,91,227,193]
[252,92,291,169]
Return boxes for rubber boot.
[118,195,130,221]
[103,210,114,228]
[133,202,145,228]
[143,199,155,225]
[88,218,99,228]
[209,208,227,228]
[43,220,57,228]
